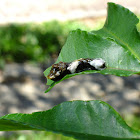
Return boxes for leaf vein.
[103,27,140,61]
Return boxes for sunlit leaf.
[44,3,140,92]
[0,100,140,139]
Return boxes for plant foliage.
[0,100,140,140]
[0,21,89,64]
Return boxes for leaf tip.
[107,2,139,24]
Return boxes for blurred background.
[0,0,140,139]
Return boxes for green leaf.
[0,100,140,139]
[44,3,140,92]
[93,2,140,62]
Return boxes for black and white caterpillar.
[47,58,106,81]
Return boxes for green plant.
[0,22,66,63]
[0,2,140,140]
[0,21,91,65]
[0,131,75,140]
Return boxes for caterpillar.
[47,58,106,81]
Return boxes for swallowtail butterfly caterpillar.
[47,58,106,81]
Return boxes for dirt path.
[0,0,140,24]
[0,63,140,118]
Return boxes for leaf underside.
[0,100,140,139]
[44,2,140,92]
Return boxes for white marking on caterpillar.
[67,60,80,73]
[55,71,61,76]
[89,58,106,70]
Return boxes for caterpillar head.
[47,62,69,81]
